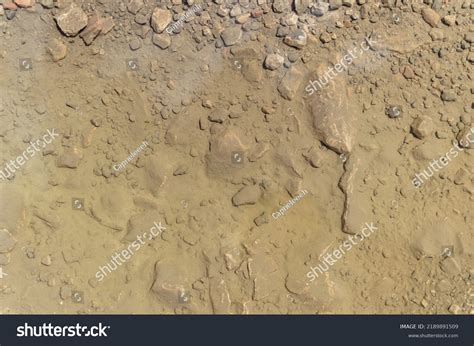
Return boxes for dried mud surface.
[0,0,473,314]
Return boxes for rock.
[5,9,17,20]
[55,3,88,37]
[205,127,249,177]
[294,0,310,14]
[385,105,402,118]
[264,53,284,70]
[402,65,415,79]
[232,185,261,206]
[101,16,115,34]
[129,37,141,50]
[241,60,263,82]
[329,0,342,10]
[152,33,171,49]
[13,0,35,7]
[411,116,434,139]
[209,277,232,313]
[465,32,474,44]
[144,157,168,197]
[127,0,143,14]
[311,2,329,16]
[342,0,354,6]
[150,7,172,33]
[442,15,456,26]
[283,30,307,49]
[47,38,67,62]
[272,0,290,13]
[307,62,353,154]
[80,12,103,45]
[421,7,440,27]
[39,0,54,8]
[57,148,83,168]
[151,258,203,309]
[277,65,305,100]
[3,0,18,10]
[0,229,16,253]
[441,90,456,102]
[124,212,158,242]
[221,26,242,46]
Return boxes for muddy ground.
[0,0,472,314]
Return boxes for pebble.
[152,33,171,49]
[264,53,284,70]
[127,0,144,14]
[129,37,141,50]
[441,90,456,102]
[421,7,440,27]
[311,2,329,16]
[47,38,67,62]
[411,116,434,139]
[283,30,307,49]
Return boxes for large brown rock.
[150,8,172,33]
[55,3,88,37]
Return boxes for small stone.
[150,7,172,33]
[14,0,35,7]
[342,0,354,6]
[442,15,456,26]
[272,0,290,13]
[254,212,269,226]
[54,3,88,37]
[173,164,188,176]
[129,37,141,50]
[3,0,18,10]
[5,9,16,20]
[441,90,456,102]
[421,7,440,27]
[278,65,305,100]
[221,26,242,46]
[329,0,342,10]
[152,33,171,49]
[402,65,415,79]
[294,0,310,14]
[0,229,16,254]
[127,0,144,14]
[448,304,461,314]
[232,185,261,206]
[80,12,104,45]
[41,255,52,266]
[47,38,67,62]
[311,2,329,16]
[264,53,284,70]
[39,0,54,8]
[411,116,434,139]
[283,30,307,49]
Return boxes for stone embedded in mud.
[150,7,172,33]
[241,60,263,82]
[101,16,115,34]
[54,3,88,37]
[277,65,305,100]
[57,148,83,168]
[421,7,440,27]
[221,26,242,46]
[307,64,352,154]
[205,127,249,176]
[144,157,167,197]
[209,277,232,313]
[283,30,307,49]
[0,229,17,253]
[3,0,18,10]
[47,38,67,62]
[124,212,158,242]
[152,33,171,49]
[13,0,35,8]
[232,185,261,206]
[151,258,203,309]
